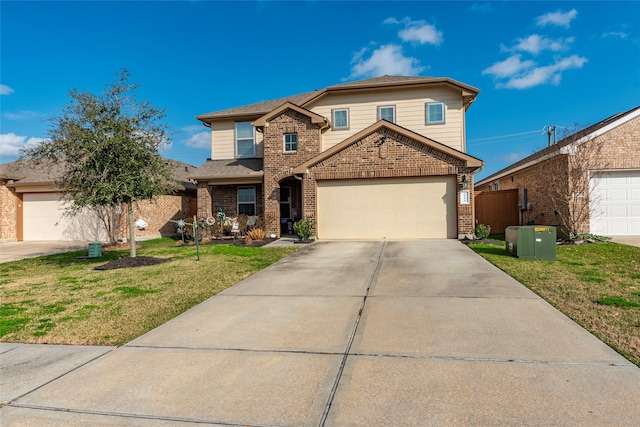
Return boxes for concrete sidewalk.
[1,240,639,426]
[0,241,90,263]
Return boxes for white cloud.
[0,84,14,95]
[469,3,492,13]
[506,34,574,55]
[501,55,588,89]
[385,17,443,46]
[536,9,577,28]
[350,44,425,78]
[502,152,526,163]
[184,131,211,149]
[3,110,41,120]
[482,55,535,79]
[0,133,45,157]
[601,32,628,39]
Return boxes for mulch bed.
[94,256,170,270]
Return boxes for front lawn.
[0,238,297,346]
[469,241,640,366]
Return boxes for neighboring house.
[475,106,640,237]
[0,159,197,242]
[191,75,484,240]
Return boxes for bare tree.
[538,125,606,238]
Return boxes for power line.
[467,130,540,146]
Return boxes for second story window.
[235,122,255,157]
[332,108,349,130]
[378,105,395,123]
[426,102,445,125]
[284,133,298,152]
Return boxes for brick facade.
[196,108,481,239]
[116,193,196,241]
[0,182,19,242]
[475,116,640,235]
[303,128,476,238]
[262,109,323,236]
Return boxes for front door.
[280,186,291,219]
[280,186,292,234]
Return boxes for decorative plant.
[474,224,491,240]
[293,218,314,241]
[246,228,267,241]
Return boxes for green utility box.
[88,242,102,258]
[505,226,556,261]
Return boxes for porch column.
[197,182,213,219]
[263,177,280,237]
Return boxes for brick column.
[197,182,213,219]
[263,175,280,237]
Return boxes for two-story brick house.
[191,75,484,239]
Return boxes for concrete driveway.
[0,241,90,263]
[1,240,639,426]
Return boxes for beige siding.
[211,120,264,160]
[308,86,464,152]
[316,176,457,239]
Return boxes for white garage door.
[590,170,640,236]
[22,193,108,241]
[316,176,457,239]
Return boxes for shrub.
[293,218,314,241]
[247,228,267,241]
[474,224,491,240]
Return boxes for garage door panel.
[590,170,640,236]
[317,177,456,240]
[23,193,108,241]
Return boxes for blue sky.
[1,1,638,180]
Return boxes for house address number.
[460,190,471,205]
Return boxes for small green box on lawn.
[88,242,102,258]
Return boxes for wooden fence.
[474,189,519,235]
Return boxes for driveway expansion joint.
[7,404,274,426]
[346,352,636,367]
[318,241,386,427]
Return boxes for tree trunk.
[128,202,136,258]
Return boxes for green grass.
[468,241,640,366]
[0,238,297,345]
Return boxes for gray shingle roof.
[188,158,264,180]
[196,91,322,121]
[476,105,640,185]
[1,157,198,191]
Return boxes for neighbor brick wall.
[305,128,476,238]
[475,115,639,235]
[0,183,19,241]
[116,193,196,241]
[476,155,569,231]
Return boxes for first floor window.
[235,122,255,157]
[238,187,256,216]
[332,108,349,129]
[284,133,298,152]
[378,105,395,123]
[426,102,445,125]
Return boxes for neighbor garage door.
[22,193,108,241]
[590,170,640,236]
[316,176,456,239]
